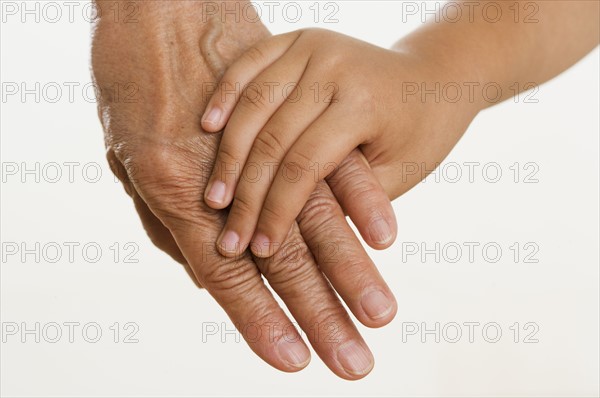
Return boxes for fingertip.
[204,180,230,209]
[335,340,375,380]
[358,289,398,328]
[204,196,229,210]
[250,232,275,258]
[364,216,397,250]
[217,229,245,258]
[276,338,312,372]
[251,221,295,258]
[201,120,222,133]
[201,106,224,132]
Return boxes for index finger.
[201,31,303,132]
[130,151,311,373]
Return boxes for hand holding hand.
[202,28,479,258]
[92,3,397,380]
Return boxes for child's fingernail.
[251,233,272,258]
[219,230,240,254]
[206,181,226,204]
[368,218,393,245]
[202,107,222,127]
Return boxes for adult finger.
[107,148,203,287]
[254,223,375,379]
[298,181,397,328]
[130,190,203,289]
[327,149,397,249]
[129,147,311,373]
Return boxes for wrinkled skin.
[91,1,397,380]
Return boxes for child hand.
[201,28,477,258]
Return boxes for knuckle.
[240,83,268,111]
[230,193,255,219]
[260,199,287,225]
[253,129,286,161]
[297,186,341,232]
[289,148,315,167]
[327,154,381,203]
[201,257,261,297]
[106,148,127,181]
[257,239,314,286]
[106,148,134,196]
[215,78,239,105]
[309,306,349,344]
[281,160,313,186]
[214,143,241,179]
[344,180,376,204]
[285,150,315,179]
[243,45,266,65]
[127,144,215,224]
[327,255,372,285]
[328,150,363,181]
[126,143,179,182]
[240,306,290,341]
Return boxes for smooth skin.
[202,0,600,259]
[92,0,399,380]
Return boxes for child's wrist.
[390,43,486,116]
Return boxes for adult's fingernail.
[202,107,222,127]
[361,290,394,320]
[206,180,226,204]
[277,339,310,368]
[336,341,374,376]
[369,218,393,245]
[219,230,240,254]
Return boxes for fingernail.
[251,233,271,258]
[277,339,311,369]
[369,218,393,245]
[336,341,374,376]
[206,180,226,204]
[202,107,222,127]
[361,290,393,320]
[219,230,240,254]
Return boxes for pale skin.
[202,0,600,259]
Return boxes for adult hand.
[91,0,397,379]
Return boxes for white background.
[1,1,599,396]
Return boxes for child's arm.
[394,0,599,107]
[202,1,599,258]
